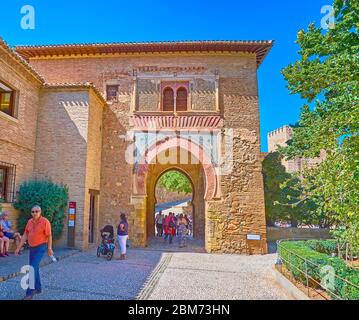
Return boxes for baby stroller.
[97,225,115,261]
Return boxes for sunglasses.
[31,210,40,213]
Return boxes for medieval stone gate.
[130,133,220,251]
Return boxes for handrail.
[276,239,359,300]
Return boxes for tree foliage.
[158,171,192,194]
[281,0,359,249]
[14,180,69,240]
[263,152,319,226]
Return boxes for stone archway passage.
[134,136,218,200]
[145,153,206,243]
[154,169,194,238]
[130,135,219,249]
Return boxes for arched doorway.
[130,135,219,249]
[145,148,206,244]
[153,169,194,237]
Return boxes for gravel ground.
[144,253,293,300]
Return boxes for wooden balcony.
[129,113,223,130]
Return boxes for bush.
[278,241,359,300]
[14,180,68,240]
[305,239,338,255]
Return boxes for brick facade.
[0,39,42,229]
[1,39,272,254]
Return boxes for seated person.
[0,223,10,257]
[0,211,22,249]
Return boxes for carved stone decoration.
[134,136,217,200]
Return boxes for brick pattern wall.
[191,78,216,111]
[0,45,41,203]
[137,79,158,111]
[34,88,99,248]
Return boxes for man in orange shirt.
[15,205,53,300]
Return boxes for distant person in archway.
[117,213,129,260]
[177,214,189,248]
[164,212,175,244]
[155,211,164,237]
[173,214,179,236]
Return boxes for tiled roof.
[130,114,223,129]
[0,37,44,83]
[43,82,107,105]
[15,40,274,67]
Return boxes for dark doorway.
[88,194,96,243]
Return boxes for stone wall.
[266,227,332,242]
[191,78,216,111]
[207,56,267,254]
[267,126,326,173]
[155,186,191,204]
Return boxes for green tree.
[158,171,192,194]
[263,152,318,227]
[281,0,359,247]
[14,180,69,240]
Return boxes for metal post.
[305,260,310,297]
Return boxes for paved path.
[140,253,293,300]
[0,245,292,300]
[0,249,163,300]
[0,248,79,282]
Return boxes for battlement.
[267,125,293,153]
[267,125,293,138]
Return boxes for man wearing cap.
[15,205,53,300]
[0,211,22,250]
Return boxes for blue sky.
[0,0,329,151]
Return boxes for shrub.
[305,239,338,255]
[14,180,68,240]
[278,241,359,300]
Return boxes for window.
[106,85,119,101]
[0,162,16,203]
[0,81,15,117]
[163,87,174,111]
[176,87,188,111]
[161,82,189,112]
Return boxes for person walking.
[163,212,175,244]
[177,214,189,248]
[155,211,164,237]
[15,205,53,300]
[117,213,128,260]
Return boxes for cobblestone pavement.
[0,248,79,282]
[142,253,293,300]
[147,236,206,253]
[0,242,292,300]
[0,248,164,300]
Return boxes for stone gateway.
[0,38,273,254]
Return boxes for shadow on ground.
[0,248,164,300]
